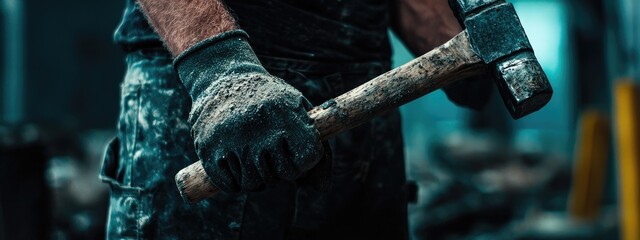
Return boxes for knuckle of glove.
[201,149,241,193]
[286,119,323,174]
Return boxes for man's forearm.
[137,0,237,56]
[391,0,462,55]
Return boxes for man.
[100,0,490,239]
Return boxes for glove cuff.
[174,29,268,100]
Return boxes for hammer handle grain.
[176,31,484,203]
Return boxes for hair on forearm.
[137,0,238,56]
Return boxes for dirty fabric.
[174,30,330,193]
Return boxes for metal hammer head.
[449,0,553,119]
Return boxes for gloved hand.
[174,30,331,193]
[442,75,493,111]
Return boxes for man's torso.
[114,0,392,61]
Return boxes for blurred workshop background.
[0,0,638,239]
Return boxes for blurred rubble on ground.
[0,124,111,240]
[408,127,618,240]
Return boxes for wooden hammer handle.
[176,31,484,203]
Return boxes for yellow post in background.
[614,80,640,240]
[568,110,610,221]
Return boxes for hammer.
[175,0,553,203]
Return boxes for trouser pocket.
[100,137,150,240]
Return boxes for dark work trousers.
[100,48,408,239]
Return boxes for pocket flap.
[99,137,120,185]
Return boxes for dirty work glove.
[174,30,331,193]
